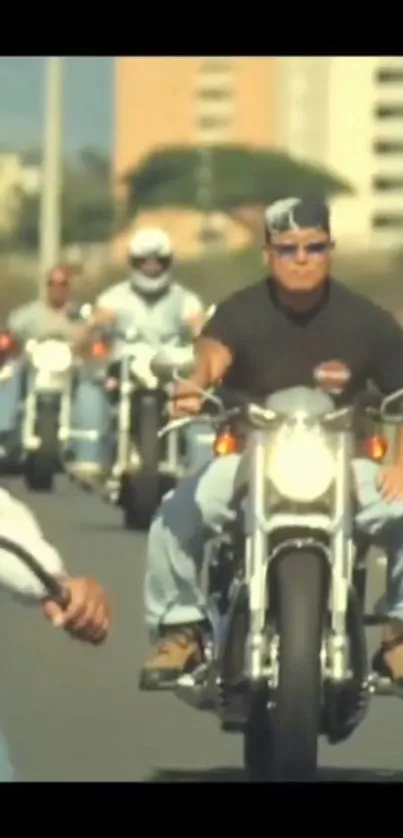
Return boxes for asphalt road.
[0,477,402,782]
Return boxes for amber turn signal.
[213,429,238,457]
[363,434,388,461]
[90,340,109,358]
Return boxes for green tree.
[122,145,353,223]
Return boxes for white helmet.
[128,227,173,295]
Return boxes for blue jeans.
[0,360,23,438]
[0,731,14,782]
[70,369,111,467]
[0,362,111,468]
[145,455,403,633]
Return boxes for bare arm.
[190,336,233,388]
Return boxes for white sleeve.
[7,303,32,338]
[96,286,122,312]
[0,489,66,602]
[181,290,205,322]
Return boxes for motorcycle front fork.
[112,389,181,480]
[22,390,72,451]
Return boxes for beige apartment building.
[278,56,403,252]
[113,57,277,260]
[115,56,403,259]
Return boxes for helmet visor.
[129,255,171,277]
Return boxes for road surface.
[0,476,401,782]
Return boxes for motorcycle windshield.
[265,386,335,422]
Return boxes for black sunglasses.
[272,241,331,259]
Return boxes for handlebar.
[0,537,70,608]
[160,384,403,438]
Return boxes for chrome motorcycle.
[104,332,215,530]
[20,335,77,491]
[160,384,403,782]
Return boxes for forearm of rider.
[185,310,206,339]
[395,426,403,468]
[191,337,232,388]
[69,322,92,353]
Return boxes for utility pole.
[196,143,214,255]
[38,57,63,298]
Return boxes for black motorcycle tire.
[24,408,59,493]
[244,550,328,782]
[122,394,161,531]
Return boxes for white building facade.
[276,56,403,252]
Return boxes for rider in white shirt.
[71,228,207,485]
[97,227,206,345]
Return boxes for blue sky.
[0,57,113,156]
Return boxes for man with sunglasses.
[139,197,403,692]
[2,265,109,480]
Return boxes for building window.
[198,115,230,130]
[373,140,403,154]
[201,59,232,74]
[372,176,403,191]
[374,104,403,119]
[372,214,403,228]
[376,67,403,83]
[197,87,231,101]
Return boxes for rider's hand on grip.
[43,577,111,645]
[168,379,203,418]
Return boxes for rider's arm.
[6,303,34,343]
[188,298,243,388]
[0,489,67,601]
[181,290,207,339]
[90,287,118,330]
[370,309,403,467]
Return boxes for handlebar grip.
[0,537,70,609]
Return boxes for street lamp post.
[38,57,63,298]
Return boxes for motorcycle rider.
[139,197,403,691]
[3,264,110,481]
[85,227,207,478]
[0,484,110,780]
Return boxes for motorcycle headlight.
[31,341,72,373]
[266,425,335,503]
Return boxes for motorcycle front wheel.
[24,407,59,493]
[244,550,329,782]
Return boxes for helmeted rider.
[78,227,208,483]
[95,227,206,344]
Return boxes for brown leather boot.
[373,619,403,685]
[139,626,204,691]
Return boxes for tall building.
[115,56,403,258]
[278,56,403,251]
[113,57,277,259]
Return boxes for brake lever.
[170,372,224,410]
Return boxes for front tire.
[122,392,162,531]
[244,550,328,782]
[24,407,59,493]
